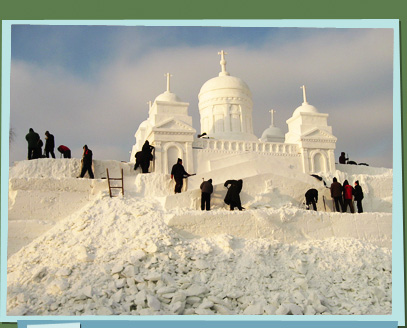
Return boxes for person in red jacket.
[342,180,355,213]
[57,145,71,158]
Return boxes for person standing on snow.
[224,179,244,211]
[353,180,364,213]
[171,158,191,193]
[44,131,55,158]
[79,145,94,179]
[342,180,355,213]
[25,128,40,160]
[330,177,344,212]
[141,140,154,173]
[305,188,318,211]
[200,179,213,211]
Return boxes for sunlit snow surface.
[7,159,392,315]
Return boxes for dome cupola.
[198,50,257,141]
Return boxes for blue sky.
[9,24,394,168]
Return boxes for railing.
[192,138,299,156]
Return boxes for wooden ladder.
[106,168,124,197]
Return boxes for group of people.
[330,178,364,213]
[25,128,72,159]
[25,129,56,160]
[25,128,93,179]
[304,178,364,213]
[169,157,244,211]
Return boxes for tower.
[285,85,337,173]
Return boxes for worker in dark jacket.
[305,188,318,211]
[171,158,191,193]
[342,180,355,213]
[339,152,348,164]
[224,179,244,211]
[25,128,40,160]
[79,145,94,179]
[57,145,71,158]
[330,177,344,212]
[141,140,154,173]
[34,139,44,159]
[353,180,364,213]
[200,179,213,211]
[44,131,55,158]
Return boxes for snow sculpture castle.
[130,51,337,176]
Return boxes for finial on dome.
[165,73,173,93]
[218,50,230,76]
[147,100,152,110]
[301,85,308,105]
[269,109,276,127]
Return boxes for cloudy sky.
[8,24,394,168]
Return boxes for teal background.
[1,0,406,327]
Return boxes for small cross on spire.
[165,73,173,92]
[218,50,229,76]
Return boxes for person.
[305,188,318,211]
[140,140,154,173]
[342,180,355,213]
[25,128,40,160]
[339,152,348,164]
[224,179,244,211]
[79,145,94,179]
[57,145,71,158]
[34,139,44,159]
[44,131,55,158]
[353,180,364,213]
[330,177,344,212]
[200,179,213,211]
[171,158,191,193]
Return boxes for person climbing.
[224,179,244,211]
[171,158,191,193]
[339,152,349,164]
[353,180,364,213]
[342,180,355,213]
[44,131,55,158]
[25,128,40,160]
[305,188,318,211]
[330,177,344,212]
[200,179,213,211]
[79,145,94,179]
[57,145,71,158]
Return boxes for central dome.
[198,50,257,141]
[199,75,251,98]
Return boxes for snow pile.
[6,159,392,316]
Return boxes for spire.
[301,85,308,105]
[165,73,173,93]
[147,100,152,110]
[269,109,276,127]
[218,50,230,76]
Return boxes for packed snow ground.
[6,159,392,315]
